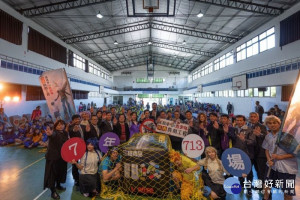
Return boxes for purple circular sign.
[99,132,120,153]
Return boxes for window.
[240,90,244,97]
[271,87,276,97]
[237,27,275,62]
[26,86,45,101]
[264,87,271,96]
[225,51,234,66]
[219,91,223,97]
[89,62,101,76]
[248,88,253,97]
[224,90,228,97]
[152,78,164,83]
[214,58,220,71]
[73,53,85,70]
[245,89,249,97]
[254,88,259,97]
[229,90,234,97]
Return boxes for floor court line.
[33,167,72,200]
[15,157,45,176]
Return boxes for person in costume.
[72,138,102,197]
[43,120,68,199]
[169,150,207,200]
[100,147,122,183]
[185,147,229,200]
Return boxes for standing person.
[169,111,183,151]
[166,111,173,121]
[71,139,102,197]
[206,113,222,158]
[219,114,235,154]
[184,111,199,135]
[197,113,209,147]
[146,102,150,110]
[255,101,265,123]
[31,106,42,121]
[129,112,140,138]
[78,102,83,112]
[114,114,130,143]
[96,110,102,127]
[86,115,101,141]
[232,115,256,196]
[226,102,233,115]
[262,115,298,200]
[100,112,116,134]
[69,114,91,186]
[248,112,267,190]
[150,103,160,122]
[43,120,68,200]
[175,105,186,121]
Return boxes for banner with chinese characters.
[39,68,76,122]
[281,71,300,155]
[155,119,189,138]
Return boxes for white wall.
[187,2,300,116]
[0,1,117,116]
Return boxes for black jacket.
[100,120,115,134]
[114,122,130,142]
[45,130,68,160]
[86,123,101,140]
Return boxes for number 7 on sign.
[69,142,78,156]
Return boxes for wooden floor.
[0,145,299,200]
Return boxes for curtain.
[280,11,300,47]
[0,9,23,45]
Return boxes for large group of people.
[0,101,296,200]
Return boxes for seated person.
[72,139,102,197]
[100,147,121,184]
[24,128,42,148]
[185,147,230,200]
[39,130,48,148]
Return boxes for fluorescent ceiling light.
[114,40,118,45]
[96,12,103,18]
[197,12,203,18]
[183,40,186,45]
[148,41,152,45]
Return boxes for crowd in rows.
[0,101,295,200]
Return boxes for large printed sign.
[221,148,251,177]
[61,138,86,162]
[156,119,189,138]
[140,119,156,133]
[39,69,76,122]
[99,132,120,153]
[182,134,205,158]
[281,71,300,155]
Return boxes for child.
[185,146,229,200]
[24,128,42,148]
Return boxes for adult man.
[232,115,256,196]
[219,114,235,154]
[175,105,186,121]
[184,111,199,135]
[255,101,264,123]
[226,102,233,115]
[86,115,101,141]
[206,113,222,158]
[100,112,116,134]
[69,114,91,186]
[248,112,267,189]
[150,103,160,122]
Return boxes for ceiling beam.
[110,60,190,71]
[101,53,202,65]
[63,21,239,44]
[19,0,113,17]
[86,40,216,58]
[190,0,283,15]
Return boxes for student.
[24,128,42,148]
[72,139,102,197]
[185,146,229,200]
[262,115,298,200]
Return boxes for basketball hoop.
[143,0,159,13]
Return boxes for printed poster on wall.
[39,68,76,122]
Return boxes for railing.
[0,53,112,87]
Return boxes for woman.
[24,128,42,148]
[96,110,102,127]
[185,146,229,200]
[72,139,102,197]
[44,120,68,199]
[198,113,210,147]
[114,114,130,143]
[128,112,140,138]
